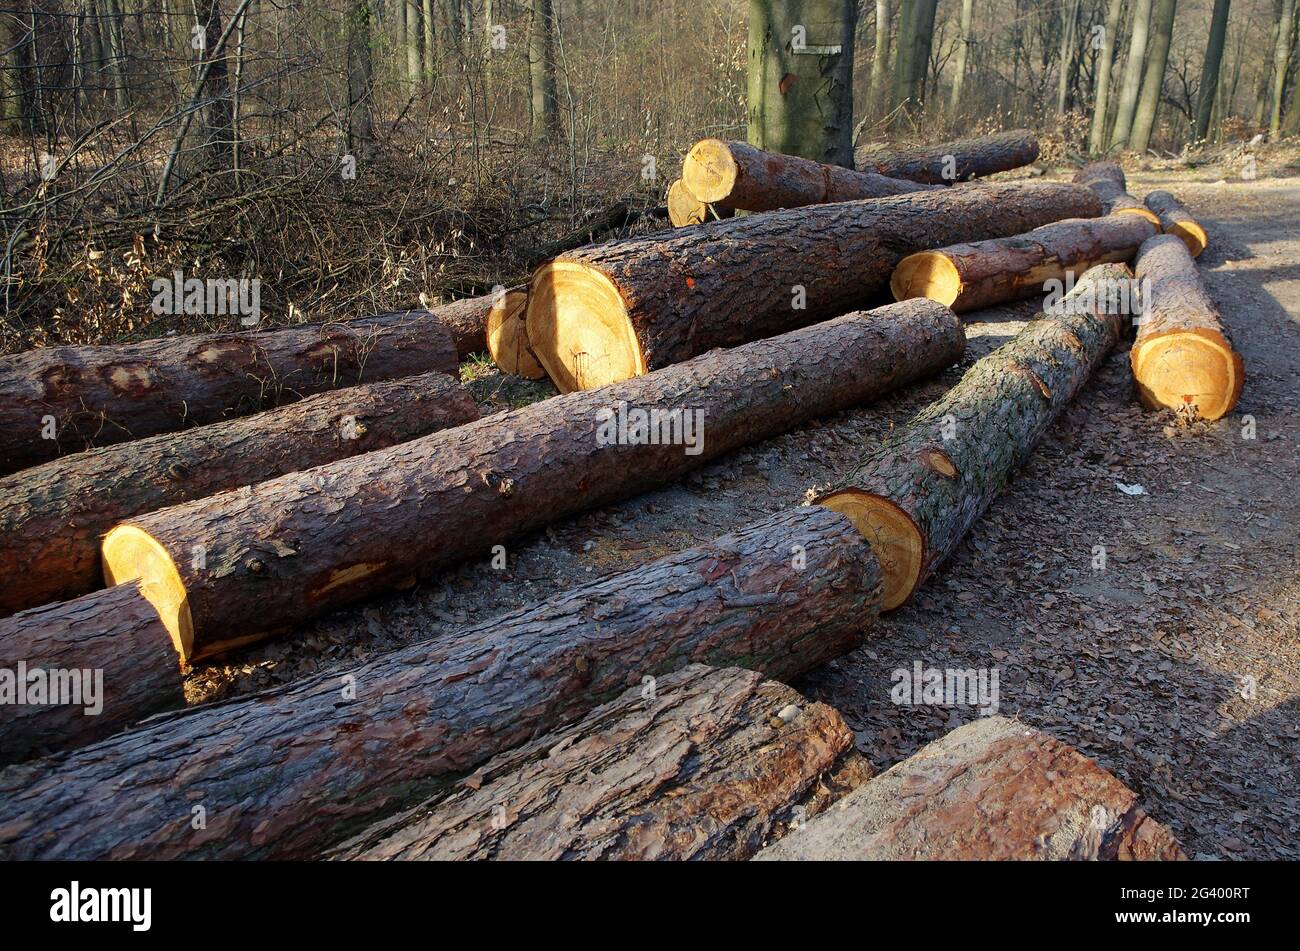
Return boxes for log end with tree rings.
[486,287,546,380]
[1143,190,1208,258]
[1129,327,1243,421]
[101,525,194,661]
[890,251,963,307]
[681,138,739,204]
[525,261,648,392]
[816,491,923,610]
[1113,204,1163,229]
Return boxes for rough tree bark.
[1109,0,1153,149]
[1131,234,1243,420]
[1089,0,1126,154]
[1194,0,1232,143]
[1128,0,1178,155]
[817,262,1131,609]
[0,583,181,766]
[0,311,459,475]
[682,139,934,214]
[1072,162,1161,224]
[1143,190,1208,257]
[854,129,1040,184]
[526,181,1096,391]
[100,302,963,661]
[0,372,477,616]
[892,213,1157,312]
[1,505,883,860]
[198,0,233,165]
[329,665,871,861]
[754,716,1187,860]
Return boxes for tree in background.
[1088,0,1125,153]
[1194,0,1232,141]
[528,0,559,141]
[949,0,974,114]
[1056,0,1083,114]
[347,0,376,159]
[866,0,893,119]
[1130,0,1178,154]
[1269,0,1298,135]
[891,0,937,128]
[1110,0,1153,149]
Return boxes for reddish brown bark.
[1072,162,1161,224]
[855,130,1040,184]
[1143,190,1208,257]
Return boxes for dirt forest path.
[190,171,1300,861]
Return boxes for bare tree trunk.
[102,0,130,108]
[1057,0,1082,113]
[1129,0,1177,154]
[892,0,937,127]
[403,1,422,84]
[347,0,376,158]
[527,0,558,141]
[865,0,893,121]
[199,0,233,166]
[421,0,436,80]
[1088,0,1125,152]
[1194,0,1231,141]
[1270,0,1297,136]
[949,0,973,113]
[1252,0,1283,127]
[2,1,32,132]
[1110,0,1152,148]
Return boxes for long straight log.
[0,372,478,617]
[754,716,1187,860]
[1132,235,1242,420]
[0,505,883,860]
[101,300,962,661]
[485,286,546,379]
[0,311,459,476]
[427,292,499,357]
[818,263,1130,609]
[666,178,734,227]
[526,181,1100,392]
[329,665,870,861]
[1143,190,1208,257]
[854,129,1040,184]
[1072,162,1162,226]
[682,139,935,213]
[891,214,1157,312]
[0,583,180,765]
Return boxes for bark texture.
[1072,162,1161,224]
[429,292,500,357]
[754,716,1187,860]
[854,130,1040,184]
[329,665,871,861]
[819,263,1130,609]
[1143,190,1208,257]
[0,372,477,616]
[0,311,459,475]
[0,583,181,765]
[528,181,1099,391]
[892,214,1157,312]
[102,301,962,660]
[682,139,934,213]
[0,505,883,860]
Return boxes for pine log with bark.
[101,301,961,661]
[526,181,1099,392]
[0,583,181,765]
[818,263,1131,609]
[754,716,1187,860]
[0,311,459,476]
[0,372,478,617]
[329,665,872,861]
[485,286,546,379]
[428,292,501,356]
[681,139,935,213]
[854,130,1040,184]
[1143,190,1208,258]
[666,178,734,227]
[1132,235,1243,420]
[0,505,883,860]
[892,214,1157,312]
[1072,162,1162,226]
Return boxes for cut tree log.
[0,372,478,617]
[854,129,1040,184]
[527,180,1100,392]
[681,139,935,213]
[818,263,1130,609]
[1072,162,1162,226]
[0,583,181,766]
[0,311,459,476]
[891,213,1157,312]
[1132,234,1243,420]
[329,665,873,861]
[1143,190,1208,257]
[425,292,499,357]
[666,178,734,227]
[101,300,962,661]
[754,716,1187,860]
[0,504,883,860]
[523,202,669,268]
[485,286,546,379]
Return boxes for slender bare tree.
[1089,0,1125,153]
[1194,0,1232,141]
[1110,0,1153,149]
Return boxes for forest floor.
[186,162,1300,861]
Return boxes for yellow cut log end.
[102,525,194,662]
[666,179,707,227]
[817,490,924,611]
[1166,219,1209,258]
[681,139,739,205]
[1130,328,1243,421]
[1114,205,1163,229]
[891,252,962,307]
[486,287,547,380]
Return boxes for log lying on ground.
[1072,162,1162,226]
[818,263,1130,609]
[1143,190,1208,258]
[666,178,734,227]
[0,372,478,617]
[0,311,459,476]
[425,292,499,357]
[854,129,1040,185]
[891,213,1157,312]
[527,181,1100,392]
[754,716,1187,860]
[102,300,962,661]
[1132,235,1243,420]
[330,665,872,861]
[1,505,883,860]
[0,583,180,765]
[485,286,546,379]
[682,139,935,213]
